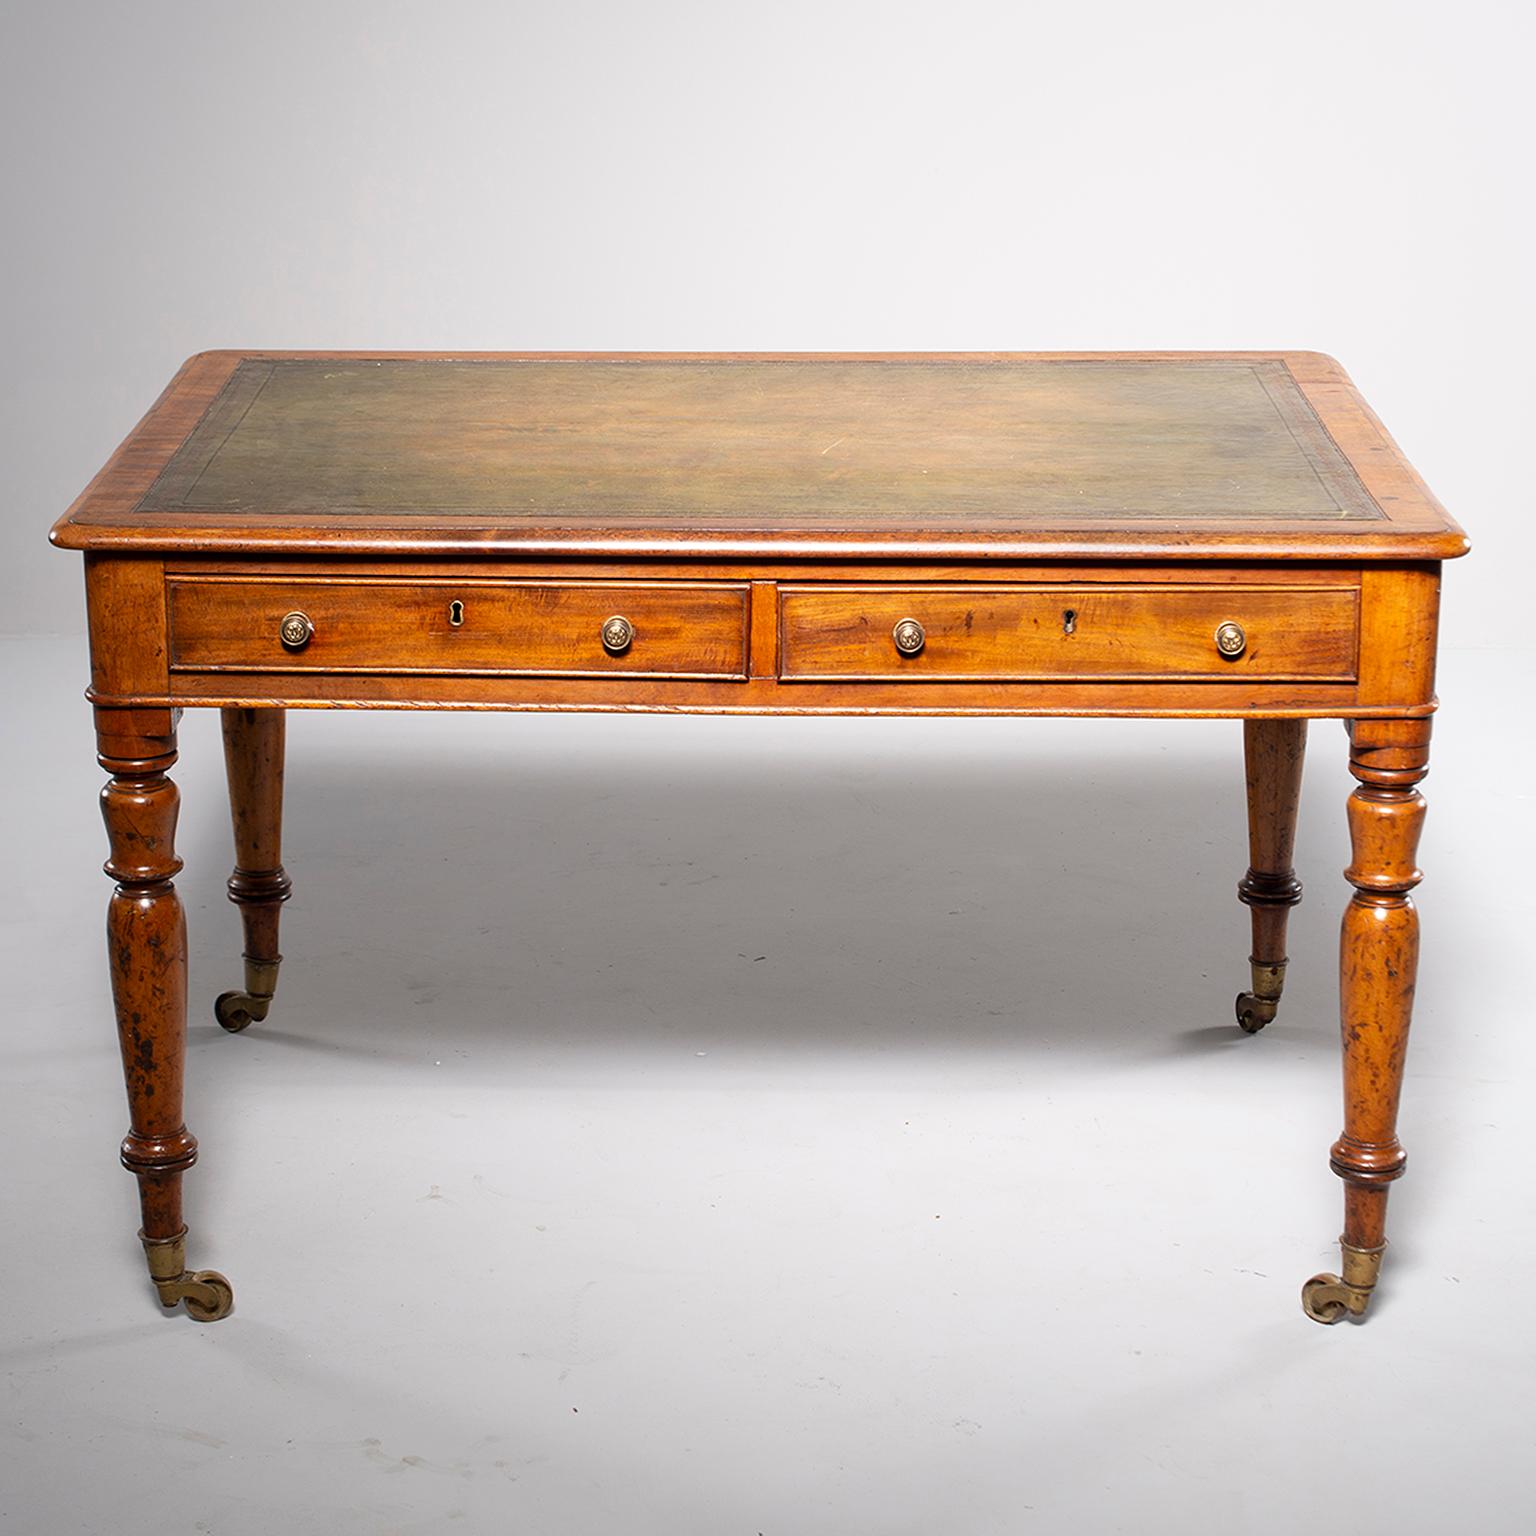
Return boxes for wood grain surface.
[50,352,1469,561]
[777,583,1359,683]
[168,575,751,679]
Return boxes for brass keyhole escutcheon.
[601,615,634,655]
[1063,608,1077,636]
[1215,621,1247,659]
[278,611,314,652]
[448,599,465,627]
[892,617,925,656]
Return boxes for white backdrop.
[3,5,1532,1535]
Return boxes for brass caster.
[214,990,268,1032]
[140,1228,235,1321]
[1301,1273,1365,1322]
[179,1270,235,1322]
[1235,959,1286,1034]
[1235,991,1277,1034]
[214,955,280,1032]
[1301,1240,1384,1324]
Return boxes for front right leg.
[1302,718,1429,1323]
[98,708,232,1320]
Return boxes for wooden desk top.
[52,351,1467,562]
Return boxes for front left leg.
[98,709,233,1320]
[1303,718,1429,1323]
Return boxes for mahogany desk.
[51,352,1468,1325]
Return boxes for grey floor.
[2,635,1530,1535]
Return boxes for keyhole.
[1062,608,1077,636]
[449,600,465,628]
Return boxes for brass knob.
[892,617,926,656]
[279,611,314,652]
[601,615,635,655]
[1215,621,1246,659]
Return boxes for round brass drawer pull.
[601,615,635,655]
[279,611,315,652]
[892,617,926,656]
[1215,621,1247,659]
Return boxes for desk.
[51,352,1468,1325]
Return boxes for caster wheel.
[1235,991,1274,1034]
[215,991,257,1032]
[1301,1273,1352,1323]
[182,1270,235,1322]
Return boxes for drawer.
[168,577,751,678]
[778,584,1359,682]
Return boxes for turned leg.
[98,709,233,1320]
[1235,719,1307,1032]
[1302,718,1429,1323]
[214,707,292,1032]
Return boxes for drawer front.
[168,578,751,678]
[778,584,1359,682]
